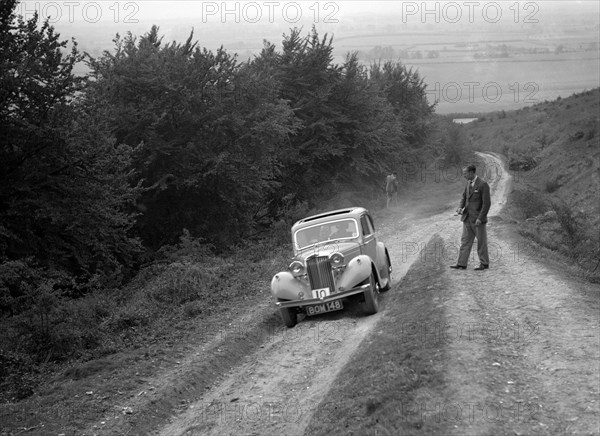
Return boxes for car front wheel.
[363,273,380,315]
[380,255,392,292]
[278,299,297,328]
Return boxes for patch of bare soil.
[438,218,599,435]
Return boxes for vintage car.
[270,207,392,327]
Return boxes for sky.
[18,1,600,41]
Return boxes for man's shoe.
[450,265,466,270]
[474,264,489,271]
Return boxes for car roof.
[292,207,368,230]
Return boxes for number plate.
[306,300,343,316]
[311,287,331,299]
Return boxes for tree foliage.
[85,25,434,250]
[369,60,436,146]
[0,0,140,315]
[87,26,300,249]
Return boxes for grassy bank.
[305,235,452,435]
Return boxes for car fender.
[376,241,389,276]
[336,254,372,291]
[271,271,310,301]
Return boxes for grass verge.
[304,234,451,435]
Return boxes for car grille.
[306,256,335,291]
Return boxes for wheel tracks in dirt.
[155,153,506,436]
[154,197,470,435]
[440,220,599,435]
[156,214,460,436]
[82,300,280,436]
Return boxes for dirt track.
[89,152,599,436]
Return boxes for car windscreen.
[294,219,359,250]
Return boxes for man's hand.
[456,208,463,214]
[475,219,482,225]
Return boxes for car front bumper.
[274,283,371,309]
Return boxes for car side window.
[360,215,374,236]
[367,214,376,232]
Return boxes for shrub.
[513,190,547,219]
[106,303,153,332]
[183,301,204,318]
[158,229,215,264]
[0,350,37,401]
[536,134,549,147]
[1,288,115,364]
[569,131,585,141]
[552,201,582,247]
[146,262,220,305]
[544,179,561,193]
[508,153,537,171]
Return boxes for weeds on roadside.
[0,227,291,402]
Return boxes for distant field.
[403,53,599,114]
[329,28,599,114]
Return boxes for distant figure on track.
[385,171,398,209]
[450,164,491,271]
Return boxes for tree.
[0,0,140,313]
[87,26,300,248]
[326,52,404,186]
[369,60,435,146]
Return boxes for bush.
[586,125,597,140]
[183,300,204,318]
[569,131,585,141]
[146,262,220,305]
[0,350,37,401]
[544,179,561,193]
[157,229,215,264]
[508,152,537,171]
[513,190,547,219]
[552,202,582,247]
[106,303,153,332]
[443,122,468,164]
[1,289,116,365]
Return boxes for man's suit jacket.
[459,177,491,223]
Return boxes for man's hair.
[464,164,476,173]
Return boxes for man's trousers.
[457,220,489,267]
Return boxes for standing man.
[385,171,398,209]
[450,164,491,271]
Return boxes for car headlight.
[289,260,306,277]
[329,252,345,268]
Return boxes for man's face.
[462,169,475,181]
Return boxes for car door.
[360,213,377,262]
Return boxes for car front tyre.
[380,255,392,292]
[363,273,380,315]
[278,299,297,328]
